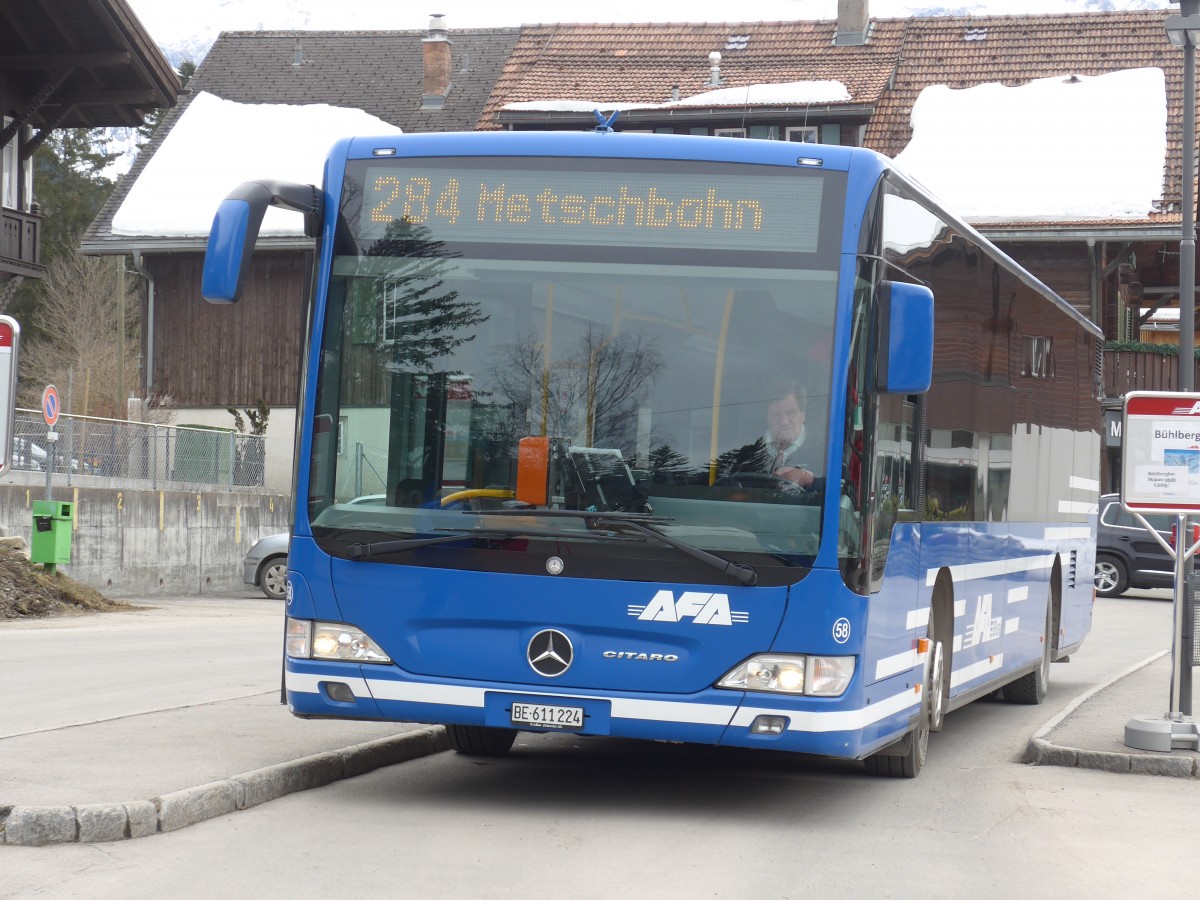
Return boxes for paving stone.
[5,806,77,846]
[76,804,128,843]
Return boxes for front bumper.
[284,659,920,761]
[242,558,262,586]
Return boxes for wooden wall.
[145,252,308,407]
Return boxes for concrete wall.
[0,476,292,597]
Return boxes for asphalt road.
[2,590,1195,899]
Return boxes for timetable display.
[356,164,825,254]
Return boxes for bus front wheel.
[446,724,518,757]
[865,616,944,778]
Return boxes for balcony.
[1103,348,1200,398]
[0,206,44,278]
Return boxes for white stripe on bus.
[286,672,924,732]
[1069,476,1100,493]
[949,654,1004,688]
[1058,500,1099,514]
[1008,585,1029,604]
[925,554,1056,587]
[1045,526,1092,540]
[906,607,930,631]
[1005,617,1020,634]
[732,687,921,733]
[875,648,918,680]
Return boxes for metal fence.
[9,409,291,494]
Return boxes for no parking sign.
[41,384,59,428]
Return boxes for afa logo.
[628,590,750,626]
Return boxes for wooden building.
[0,0,178,295]
[81,20,520,422]
[80,5,1195,497]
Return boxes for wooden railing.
[1103,349,1200,398]
[0,206,42,277]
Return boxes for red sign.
[0,320,14,349]
[42,384,59,427]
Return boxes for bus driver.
[763,381,817,489]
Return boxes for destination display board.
[357,162,827,254]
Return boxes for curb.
[1026,650,1199,779]
[0,726,450,846]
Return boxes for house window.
[1022,336,1053,378]
[786,126,819,143]
[714,128,746,138]
[2,117,17,209]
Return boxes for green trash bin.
[31,500,73,566]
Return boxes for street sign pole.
[1121,391,1200,751]
[41,385,59,501]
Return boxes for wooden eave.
[0,0,180,129]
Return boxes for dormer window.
[786,126,819,143]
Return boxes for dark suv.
[1094,494,1175,597]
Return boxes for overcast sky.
[123,0,1165,55]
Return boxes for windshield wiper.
[481,509,758,586]
[344,526,637,560]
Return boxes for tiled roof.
[867,11,1181,226]
[479,19,906,129]
[83,27,519,247]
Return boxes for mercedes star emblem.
[527,629,573,677]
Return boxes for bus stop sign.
[1122,391,1200,514]
[0,318,19,475]
[42,384,59,428]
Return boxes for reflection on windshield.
[310,165,841,568]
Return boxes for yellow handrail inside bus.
[440,488,516,507]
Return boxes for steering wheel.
[714,472,805,493]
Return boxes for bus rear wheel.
[446,724,518,757]
[1004,598,1053,705]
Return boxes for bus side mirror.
[202,180,321,303]
[876,280,934,394]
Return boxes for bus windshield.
[308,155,846,575]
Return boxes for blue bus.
[204,128,1100,777]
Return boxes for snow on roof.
[502,80,851,113]
[893,68,1167,222]
[113,69,1166,239]
[111,92,403,237]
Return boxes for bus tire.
[1005,597,1053,705]
[446,724,518,756]
[865,614,943,778]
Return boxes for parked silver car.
[243,532,288,600]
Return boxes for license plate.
[510,702,584,729]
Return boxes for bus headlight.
[717,654,854,696]
[286,617,391,664]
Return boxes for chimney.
[834,0,869,46]
[422,13,452,109]
[708,51,722,87]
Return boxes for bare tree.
[489,326,663,455]
[18,254,144,420]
